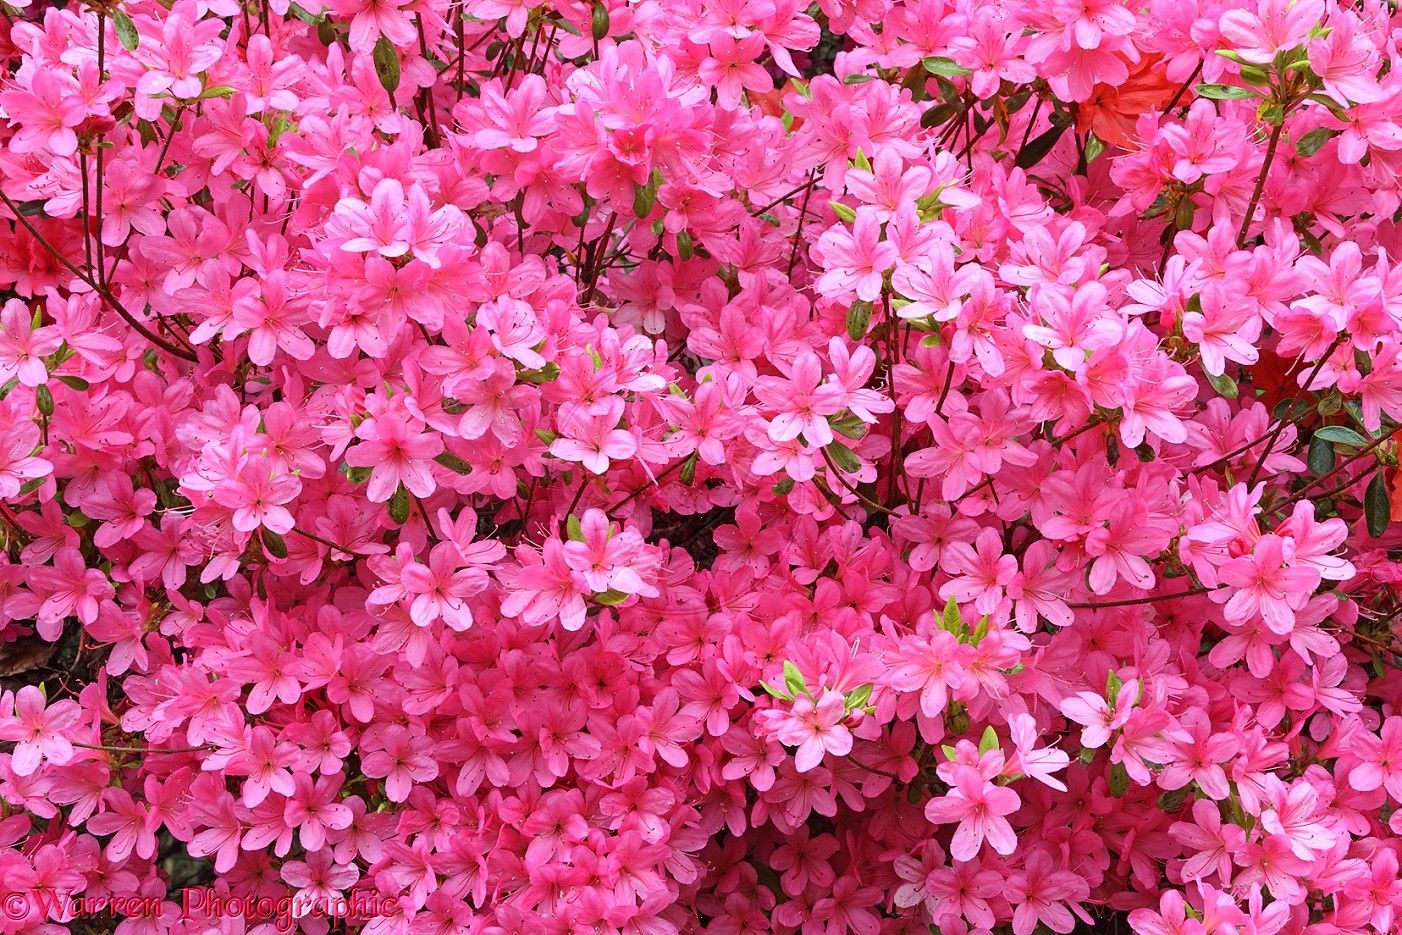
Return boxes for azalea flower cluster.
[2,0,1402,931]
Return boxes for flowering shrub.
[2,0,1402,930]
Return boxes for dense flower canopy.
[1,0,1402,931]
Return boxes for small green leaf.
[846,300,873,340]
[594,588,630,605]
[826,440,862,472]
[261,530,288,558]
[111,9,139,50]
[1195,83,1258,100]
[772,477,795,495]
[920,103,957,129]
[372,36,401,95]
[591,1,609,40]
[1084,133,1105,162]
[679,453,697,485]
[1109,762,1129,797]
[388,484,411,524]
[1312,425,1368,447]
[633,180,656,218]
[1205,369,1238,399]
[519,362,561,384]
[1296,127,1337,156]
[845,684,872,711]
[971,616,990,644]
[1307,437,1335,476]
[760,680,793,701]
[35,384,53,417]
[978,725,999,755]
[942,595,961,634]
[941,744,959,761]
[1364,471,1391,538]
[434,451,472,474]
[842,73,876,84]
[829,200,857,223]
[921,56,972,77]
[56,375,89,391]
[288,2,324,23]
[566,514,584,542]
[1156,787,1192,812]
[830,414,870,440]
[783,660,806,698]
[1015,124,1067,170]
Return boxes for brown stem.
[1238,119,1284,247]
[0,190,197,362]
[1067,585,1216,609]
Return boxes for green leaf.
[344,465,373,485]
[1296,127,1337,156]
[434,450,472,474]
[842,73,876,84]
[111,9,139,50]
[920,103,957,129]
[1109,763,1130,797]
[978,725,999,755]
[633,180,656,218]
[1084,133,1105,163]
[679,452,697,485]
[1238,64,1271,86]
[1015,124,1067,170]
[921,56,972,77]
[1156,787,1192,812]
[1195,83,1258,100]
[830,414,870,440]
[772,477,795,496]
[519,362,561,384]
[594,588,630,606]
[288,2,324,23]
[942,595,962,634]
[826,440,862,472]
[533,428,558,445]
[846,300,873,340]
[372,36,401,96]
[941,744,959,761]
[829,200,857,223]
[1312,425,1368,447]
[56,375,89,391]
[1205,368,1238,399]
[591,1,609,40]
[566,514,584,542]
[845,684,872,711]
[783,660,807,697]
[971,616,990,644]
[387,484,411,524]
[261,529,288,559]
[34,384,53,417]
[1307,436,1335,476]
[66,510,90,528]
[1364,471,1391,538]
[760,680,793,701]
